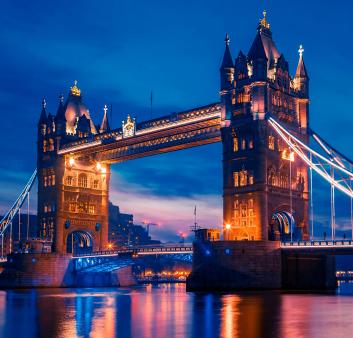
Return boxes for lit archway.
[270,211,298,241]
[66,230,93,254]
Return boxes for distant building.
[108,202,160,248]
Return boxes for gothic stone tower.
[37,82,111,253]
[220,12,309,241]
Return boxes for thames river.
[1,283,353,338]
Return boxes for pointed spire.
[295,44,309,79]
[99,104,111,133]
[55,93,66,122]
[38,98,48,124]
[221,33,234,69]
[248,32,267,60]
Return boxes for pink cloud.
[109,173,222,242]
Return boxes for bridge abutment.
[0,253,137,288]
[186,240,337,291]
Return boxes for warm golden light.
[69,157,75,166]
[225,223,231,230]
[96,162,102,171]
[101,167,107,174]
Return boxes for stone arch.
[66,230,93,254]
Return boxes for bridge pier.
[186,241,337,291]
[0,253,136,288]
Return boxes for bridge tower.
[37,82,110,253]
[220,11,310,241]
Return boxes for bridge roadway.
[281,240,353,254]
[73,244,193,259]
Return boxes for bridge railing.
[72,245,193,258]
[281,240,353,248]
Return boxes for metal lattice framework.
[0,170,37,236]
[268,117,353,198]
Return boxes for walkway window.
[78,174,88,188]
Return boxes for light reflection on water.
[1,283,353,338]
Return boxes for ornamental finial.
[298,44,304,58]
[225,33,230,46]
[42,98,46,109]
[260,9,270,29]
[59,93,64,104]
[70,80,81,96]
[104,104,108,115]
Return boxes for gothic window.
[268,135,275,150]
[44,176,48,187]
[93,180,99,189]
[241,220,247,227]
[239,170,247,186]
[234,199,239,209]
[233,172,239,187]
[89,205,95,214]
[78,202,88,213]
[49,139,54,151]
[78,174,88,188]
[248,199,253,208]
[233,137,239,152]
[249,171,254,185]
[66,176,73,186]
[44,205,48,213]
[69,203,76,212]
[51,175,55,186]
[248,138,254,149]
[241,139,246,150]
[234,210,239,218]
[241,204,247,217]
[43,140,47,153]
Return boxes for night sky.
[0,0,352,242]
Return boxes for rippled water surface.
[1,283,353,338]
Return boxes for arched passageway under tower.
[66,230,93,254]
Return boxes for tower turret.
[38,98,48,137]
[54,94,66,136]
[248,31,268,81]
[294,45,309,97]
[220,34,234,92]
[99,104,111,133]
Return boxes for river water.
[1,282,353,338]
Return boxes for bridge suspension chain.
[0,170,37,238]
[268,117,353,199]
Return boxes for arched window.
[78,174,88,188]
[66,176,73,186]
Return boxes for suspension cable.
[268,118,353,198]
[310,152,314,240]
[27,192,30,241]
[331,167,335,240]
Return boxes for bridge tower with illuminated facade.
[37,82,110,253]
[220,11,310,241]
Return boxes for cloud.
[109,171,222,242]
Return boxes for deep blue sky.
[0,0,352,241]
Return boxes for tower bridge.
[0,11,352,290]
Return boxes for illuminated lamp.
[225,223,231,230]
[69,157,75,167]
[101,167,107,174]
[96,162,102,171]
